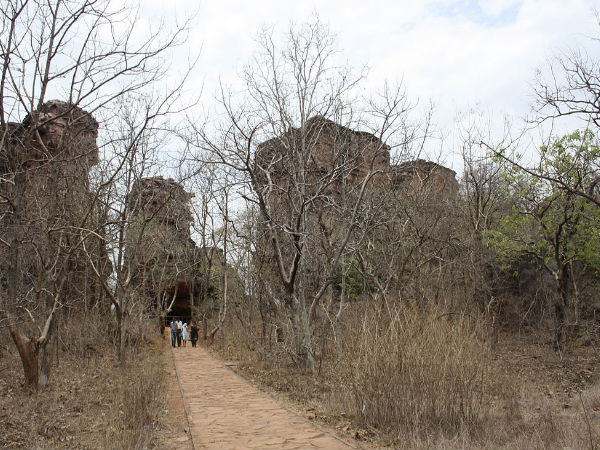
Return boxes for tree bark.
[9,327,39,389]
[554,265,570,349]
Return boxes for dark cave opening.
[163,280,200,325]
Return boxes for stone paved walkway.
[170,341,355,449]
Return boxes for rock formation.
[126,176,222,322]
[0,100,110,311]
[253,115,460,302]
[256,116,457,200]
[391,158,459,198]
[256,115,391,189]
[128,176,195,237]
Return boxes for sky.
[143,0,600,170]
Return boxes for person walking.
[176,319,183,347]
[190,323,199,347]
[182,322,188,347]
[169,319,177,347]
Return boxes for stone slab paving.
[170,342,355,449]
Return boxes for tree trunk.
[554,266,570,349]
[159,313,166,334]
[7,305,57,390]
[38,321,54,387]
[554,297,565,349]
[189,283,195,322]
[291,297,316,372]
[9,328,40,389]
[302,307,316,372]
[115,305,126,363]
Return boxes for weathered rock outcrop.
[391,158,459,197]
[126,177,222,322]
[0,100,109,310]
[256,116,457,198]
[128,176,194,236]
[256,115,390,188]
[252,116,459,303]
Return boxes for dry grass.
[0,311,167,450]
[100,347,165,449]
[581,379,600,412]
[344,304,488,439]
[211,300,600,449]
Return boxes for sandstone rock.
[126,177,223,322]
[252,116,459,315]
[0,100,109,311]
[391,158,459,197]
[256,115,390,188]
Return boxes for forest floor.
[1,326,598,449]
[0,332,166,449]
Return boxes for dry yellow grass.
[211,301,600,449]
[0,312,166,450]
[346,305,488,437]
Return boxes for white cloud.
[140,0,600,163]
[478,0,522,17]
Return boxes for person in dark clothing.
[169,319,177,347]
[176,319,182,347]
[190,323,199,347]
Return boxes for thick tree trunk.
[6,305,56,390]
[9,328,40,389]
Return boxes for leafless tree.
[0,0,191,127]
[0,0,195,383]
[187,18,421,371]
[84,94,195,362]
[533,35,600,130]
[184,160,223,339]
[1,100,107,387]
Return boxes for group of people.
[169,318,199,348]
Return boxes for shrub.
[346,303,489,438]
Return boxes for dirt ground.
[153,353,194,450]
[0,334,165,450]
[155,369,194,450]
[1,324,598,449]
[2,327,355,450]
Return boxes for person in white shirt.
[182,322,188,347]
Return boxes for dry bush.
[57,307,114,357]
[0,326,166,449]
[344,303,489,439]
[0,305,166,450]
[123,298,160,349]
[581,380,600,412]
[212,295,600,449]
[57,301,156,358]
[101,347,165,450]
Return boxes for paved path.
[170,341,355,449]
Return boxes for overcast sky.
[144,0,600,169]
